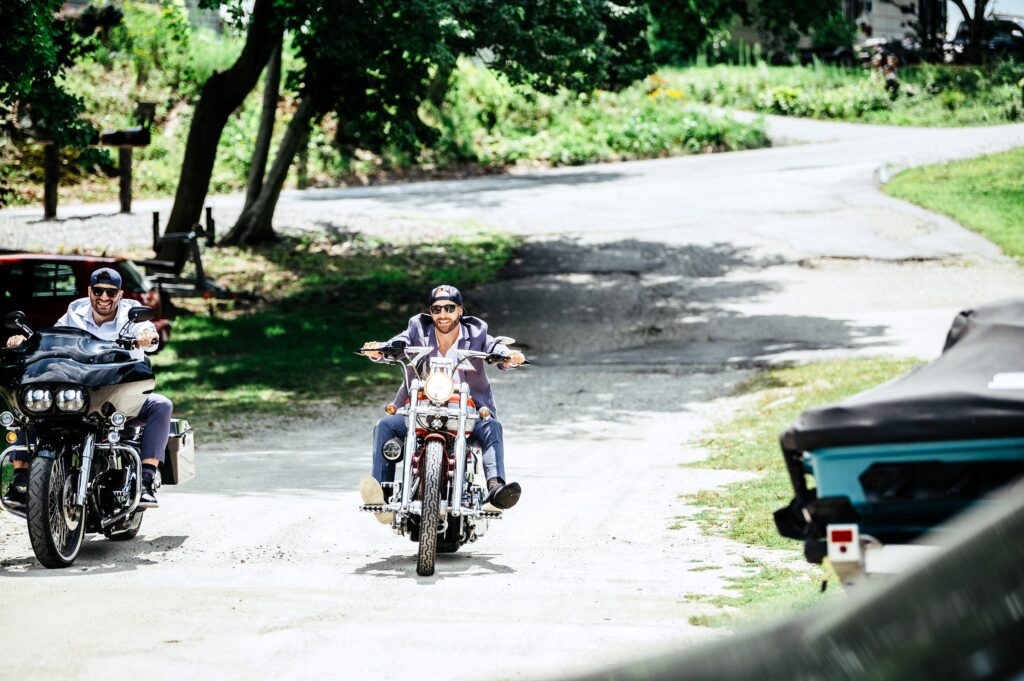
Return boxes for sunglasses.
[429,304,458,314]
[91,286,120,298]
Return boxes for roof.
[0,252,125,264]
[781,298,1024,452]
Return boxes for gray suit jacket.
[387,314,511,415]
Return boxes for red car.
[0,252,171,349]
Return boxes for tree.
[0,0,103,205]
[222,0,655,245]
[161,0,282,245]
[648,0,745,64]
[754,0,843,57]
[951,0,990,63]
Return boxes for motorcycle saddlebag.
[161,418,195,485]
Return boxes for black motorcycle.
[0,309,194,568]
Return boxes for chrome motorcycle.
[0,309,194,568]
[357,340,525,577]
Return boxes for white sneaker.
[359,475,393,524]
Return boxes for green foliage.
[152,232,519,425]
[285,0,656,161]
[0,0,102,204]
[428,61,767,167]
[811,10,857,49]
[884,148,1024,260]
[666,63,1024,126]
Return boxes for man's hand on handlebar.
[499,350,526,369]
[361,341,384,361]
[5,335,26,349]
[136,327,158,349]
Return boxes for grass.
[678,356,921,625]
[149,231,519,430]
[688,559,838,628]
[662,62,1024,127]
[884,147,1024,260]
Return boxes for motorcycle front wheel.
[417,440,444,576]
[27,452,86,568]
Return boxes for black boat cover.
[781,298,1024,452]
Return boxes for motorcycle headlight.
[423,372,455,403]
[23,388,53,413]
[56,388,86,413]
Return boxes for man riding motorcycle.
[360,284,526,520]
[3,267,172,507]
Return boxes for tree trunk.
[221,98,317,246]
[951,0,988,63]
[161,0,281,255]
[243,39,282,214]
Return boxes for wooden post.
[43,144,59,219]
[152,211,161,253]
[119,146,133,213]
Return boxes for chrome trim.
[451,385,469,517]
[0,449,29,519]
[399,378,421,515]
[73,433,95,506]
[94,443,142,529]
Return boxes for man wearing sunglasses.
[360,284,526,519]
[3,267,171,508]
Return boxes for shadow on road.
[354,552,516,580]
[0,534,188,576]
[292,170,627,210]
[472,238,892,365]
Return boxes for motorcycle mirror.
[3,311,28,331]
[493,336,515,346]
[127,306,155,323]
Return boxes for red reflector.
[830,529,854,543]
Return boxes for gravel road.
[1,115,1023,680]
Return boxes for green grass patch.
[151,231,518,427]
[884,148,1024,260]
[662,62,1024,126]
[688,559,840,628]
[679,357,920,625]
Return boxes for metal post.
[204,206,215,246]
[43,144,59,219]
[118,147,132,213]
[152,212,161,253]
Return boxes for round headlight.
[0,411,14,428]
[110,411,127,427]
[423,372,455,403]
[24,388,53,413]
[56,388,86,413]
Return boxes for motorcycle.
[0,309,195,568]
[357,339,527,577]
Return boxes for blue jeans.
[371,414,506,484]
[9,394,173,463]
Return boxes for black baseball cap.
[90,267,123,289]
[429,284,462,306]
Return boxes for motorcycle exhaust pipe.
[382,437,404,462]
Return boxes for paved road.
[1,116,1023,680]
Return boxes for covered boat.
[775,298,1024,563]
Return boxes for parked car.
[0,252,171,348]
[775,298,1024,585]
[946,19,1024,62]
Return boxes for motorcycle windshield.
[1,328,153,387]
[19,327,136,365]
